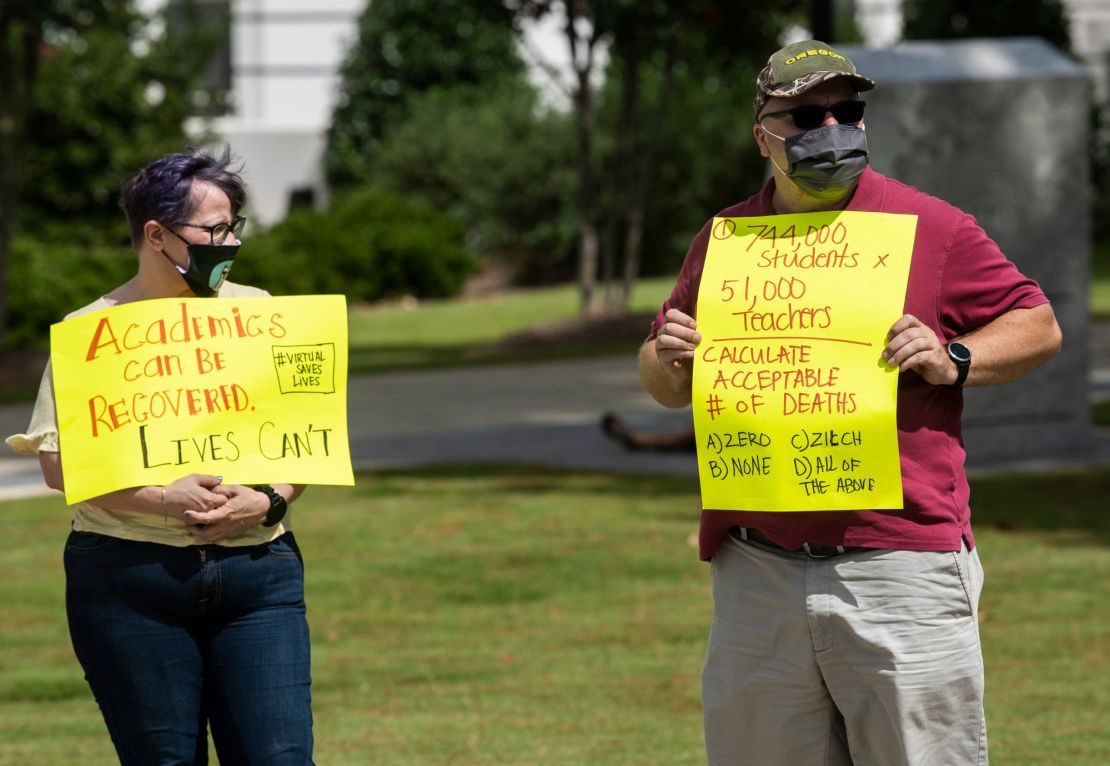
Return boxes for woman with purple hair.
[8,147,314,764]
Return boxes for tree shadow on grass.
[348,340,643,376]
[360,464,1110,544]
[364,463,697,501]
[969,468,1110,545]
[348,312,654,375]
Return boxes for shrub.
[234,187,474,301]
[372,84,578,282]
[5,189,472,348]
[7,223,134,348]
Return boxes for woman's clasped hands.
[163,473,269,543]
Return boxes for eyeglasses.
[759,100,866,130]
[171,216,247,245]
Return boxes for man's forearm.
[959,303,1061,387]
[639,340,693,408]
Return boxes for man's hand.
[184,484,269,543]
[640,309,701,408]
[882,314,955,386]
[654,309,702,368]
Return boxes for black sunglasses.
[760,100,866,130]
[171,216,247,245]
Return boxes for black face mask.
[163,243,239,297]
[763,123,870,200]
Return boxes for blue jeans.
[64,530,314,765]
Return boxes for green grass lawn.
[0,467,1107,765]
[346,278,673,373]
[347,242,1110,369]
[357,256,1110,372]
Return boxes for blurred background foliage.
[232,187,474,301]
[2,0,223,346]
[901,0,1071,49]
[17,4,220,229]
[7,223,133,349]
[323,0,810,314]
[368,81,578,285]
[3,0,1107,348]
[324,0,526,190]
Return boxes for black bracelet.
[253,484,289,527]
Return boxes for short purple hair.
[119,145,246,247]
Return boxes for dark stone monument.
[842,38,1092,467]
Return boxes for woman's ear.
[143,220,165,251]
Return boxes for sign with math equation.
[693,212,916,511]
[50,295,354,504]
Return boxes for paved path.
[0,356,697,500]
[1,323,1108,500]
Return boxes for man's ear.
[753,123,770,157]
[143,220,165,251]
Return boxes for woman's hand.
[163,474,228,517]
[183,484,269,543]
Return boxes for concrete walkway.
[0,356,697,500]
[1,324,1108,501]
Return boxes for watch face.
[948,342,972,363]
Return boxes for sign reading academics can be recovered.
[51,295,354,504]
[692,212,916,512]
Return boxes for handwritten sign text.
[692,212,916,511]
[51,295,354,503]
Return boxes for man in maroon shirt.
[641,40,1061,765]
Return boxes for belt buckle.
[802,542,845,558]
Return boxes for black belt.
[732,526,871,558]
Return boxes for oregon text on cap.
[783,49,848,66]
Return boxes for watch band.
[253,484,289,527]
[946,342,971,388]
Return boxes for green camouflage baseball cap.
[754,40,875,116]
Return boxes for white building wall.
[137,0,362,225]
[1066,0,1110,103]
[854,0,902,47]
[226,1,359,129]
[192,0,363,225]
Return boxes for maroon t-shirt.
[650,168,1048,560]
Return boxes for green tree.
[0,2,114,346]
[621,59,774,280]
[519,0,806,314]
[323,0,808,314]
[0,0,222,347]
[19,3,223,230]
[372,83,578,283]
[325,0,526,188]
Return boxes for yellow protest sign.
[692,212,916,511]
[50,295,354,504]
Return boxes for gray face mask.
[763,123,870,200]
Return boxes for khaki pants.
[702,533,987,766]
